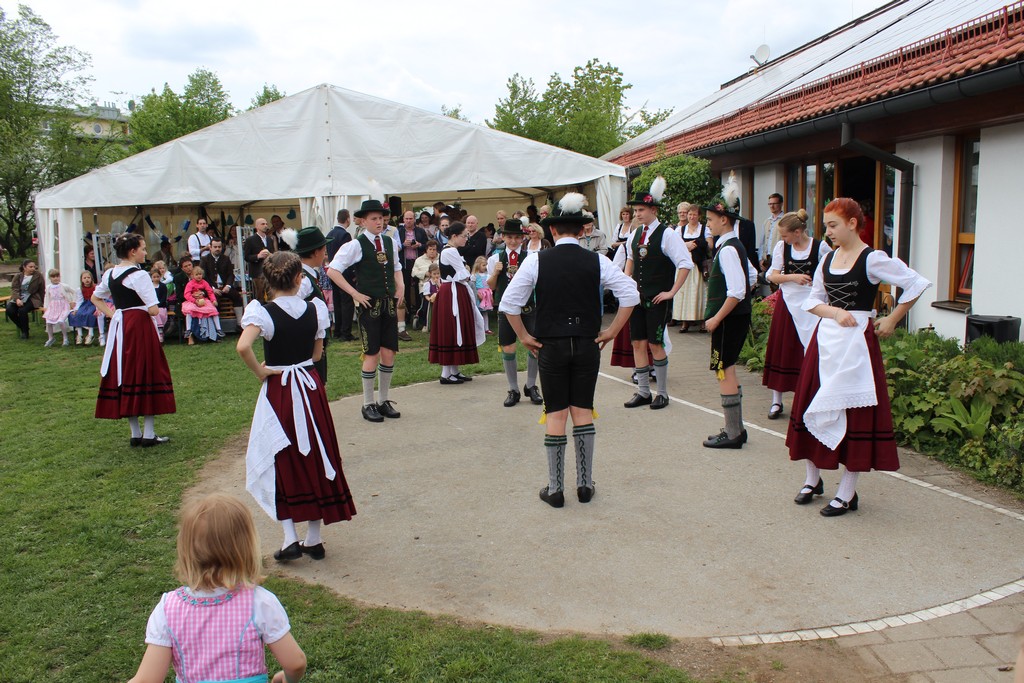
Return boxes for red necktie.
[375,235,383,253]
[640,225,649,244]
[509,251,517,267]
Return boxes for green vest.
[705,237,752,319]
[631,223,676,298]
[355,233,396,297]
[302,268,325,303]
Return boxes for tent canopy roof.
[36,83,624,210]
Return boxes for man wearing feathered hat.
[499,193,639,508]
[327,190,404,423]
[623,176,694,410]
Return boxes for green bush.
[633,154,720,226]
[739,298,773,372]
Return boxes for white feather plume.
[722,171,740,211]
[558,192,587,214]
[367,178,385,203]
[280,228,298,250]
[520,216,530,227]
[650,176,667,204]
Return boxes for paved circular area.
[193,335,1024,640]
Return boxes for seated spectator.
[578,212,608,256]
[199,236,243,322]
[6,259,44,340]
[151,236,176,268]
[69,270,99,345]
[151,267,168,342]
[181,266,222,345]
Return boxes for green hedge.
[742,302,1024,493]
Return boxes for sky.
[9,0,891,124]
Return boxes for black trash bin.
[966,315,1022,343]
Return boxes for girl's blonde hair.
[48,268,60,278]
[80,271,93,286]
[191,266,205,279]
[778,209,810,234]
[174,493,262,591]
[472,256,488,273]
[427,263,440,274]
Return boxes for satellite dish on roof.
[751,44,771,67]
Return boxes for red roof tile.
[612,2,1024,167]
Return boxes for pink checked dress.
[144,585,290,683]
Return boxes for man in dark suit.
[242,217,275,302]
[458,215,488,266]
[735,216,761,273]
[397,210,428,329]
[326,209,356,340]
[200,236,242,323]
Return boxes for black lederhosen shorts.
[710,314,751,375]
[628,298,670,345]
[537,336,601,413]
[358,296,399,356]
[497,305,536,347]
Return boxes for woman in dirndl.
[429,222,486,384]
[672,204,712,332]
[762,209,831,420]
[787,198,930,516]
[237,250,356,562]
[93,233,176,446]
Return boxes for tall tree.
[0,5,116,257]
[487,60,672,157]
[440,103,468,121]
[249,83,285,110]
[129,68,233,153]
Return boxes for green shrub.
[739,298,772,372]
[966,335,1024,369]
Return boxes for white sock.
[46,324,54,341]
[281,519,299,548]
[772,389,784,406]
[442,365,454,378]
[398,320,406,332]
[128,416,142,439]
[214,315,222,331]
[833,469,860,506]
[305,520,322,546]
[143,415,155,439]
[804,461,821,489]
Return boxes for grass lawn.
[0,320,706,683]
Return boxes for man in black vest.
[326,209,356,341]
[327,198,404,423]
[623,178,694,410]
[499,193,639,508]
[292,227,330,384]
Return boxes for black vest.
[533,245,602,338]
[783,239,822,276]
[262,301,317,366]
[681,227,709,265]
[824,248,878,311]
[495,248,528,306]
[631,222,676,298]
[705,238,752,319]
[439,246,459,280]
[109,267,146,309]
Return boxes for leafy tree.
[487,60,672,157]
[440,103,468,121]
[249,83,285,110]
[0,5,119,257]
[633,153,720,225]
[129,68,233,153]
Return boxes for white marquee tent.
[35,83,627,277]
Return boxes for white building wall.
[973,121,1024,340]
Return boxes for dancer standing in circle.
[787,198,930,515]
[762,209,830,420]
[238,251,356,561]
[93,233,176,446]
[429,222,486,384]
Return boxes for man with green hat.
[327,197,404,423]
[287,226,331,384]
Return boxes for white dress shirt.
[713,233,758,301]
[624,219,694,271]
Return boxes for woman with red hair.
[786,198,930,516]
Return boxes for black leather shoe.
[539,487,564,508]
[768,403,784,420]
[577,485,595,503]
[503,389,521,407]
[624,392,653,408]
[439,375,464,385]
[377,400,401,419]
[140,435,170,448]
[361,403,384,422]
[702,430,746,449]
[524,384,543,405]
[300,542,325,560]
[130,437,142,447]
[274,542,302,562]
[397,330,413,342]
[820,493,859,517]
[794,478,825,505]
[455,373,473,382]
[651,395,669,410]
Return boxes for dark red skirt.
[428,282,480,365]
[96,309,176,419]
[786,324,899,472]
[762,300,806,392]
[265,372,356,525]
[609,325,654,368]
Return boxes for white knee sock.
[143,415,155,439]
[304,520,322,546]
[213,315,222,331]
[834,469,860,505]
[128,416,142,439]
[60,322,69,341]
[772,389,784,406]
[803,461,821,489]
[281,519,299,548]
[46,323,55,341]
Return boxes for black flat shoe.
[439,375,464,385]
[377,400,401,419]
[794,478,825,504]
[300,542,325,560]
[130,437,142,447]
[361,403,384,422]
[274,542,302,562]
[702,430,746,449]
[539,487,564,508]
[140,435,170,448]
[650,395,669,410]
[577,485,595,503]
[503,389,521,407]
[768,403,784,420]
[524,384,543,405]
[624,392,653,408]
[455,373,473,382]
[820,493,859,517]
